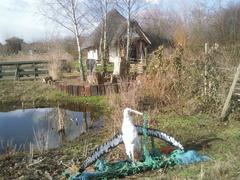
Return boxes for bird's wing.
[135,125,184,150]
[79,133,123,172]
[79,125,184,172]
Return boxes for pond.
[0,107,103,153]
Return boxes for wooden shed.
[82,9,151,75]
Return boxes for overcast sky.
[0,0,71,44]
[0,0,233,44]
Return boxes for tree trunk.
[125,1,131,75]
[126,6,130,63]
[102,0,108,74]
[75,30,86,81]
[71,0,85,81]
[99,33,103,64]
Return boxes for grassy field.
[0,80,239,179]
[0,80,107,112]
[0,114,239,179]
[131,115,240,179]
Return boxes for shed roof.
[82,9,151,49]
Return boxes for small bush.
[96,63,114,73]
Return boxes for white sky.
[0,0,232,44]
[0,0,70,44]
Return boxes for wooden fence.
[0,61,48,80]
[55,81,135,96]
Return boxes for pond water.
[0,107,103,153]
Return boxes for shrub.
[138,45,229,115]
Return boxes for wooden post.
[58,106,66,142]
[0,65,2,78]
[33,63,36,79]
[15,64,19,80]
[221,64,240,119]
[204,43,208,96]
[144,47,147,65]
[140,41,143,63]
[84,112,89,132]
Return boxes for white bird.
[122,108,143,162]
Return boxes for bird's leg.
[131,152,135,162]
[131,150,135,162]
[126,149,132,163]
[130,149,137,166]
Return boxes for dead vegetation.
[107,44,235,120]
[104,44,240,179]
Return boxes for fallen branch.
[27,158,46,168]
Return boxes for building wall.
[109,46,121,75]
[109,47,118,63]
[87,49,98,60]
[113,56,121,75]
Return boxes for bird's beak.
[130,109,143,116]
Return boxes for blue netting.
[172,150,210,165]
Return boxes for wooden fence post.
[0,65,2,78]
[221,64,240,119]
[15,64,19,80]
[33,62,37,79]
[204,43,208,96]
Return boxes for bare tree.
[117,0,145,65]
[85,0,115,73]
[40,0,86,81]
[211,1,240,45]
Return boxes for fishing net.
[68,114,209,180]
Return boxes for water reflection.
[0,107,103,153]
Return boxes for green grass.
[0,111,239,179]
[0,80,239,179]
[95,63,114,73]
[132,115,240,179]
[0,80,107,112]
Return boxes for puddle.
[0,107,103,153]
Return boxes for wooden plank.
[1,66,47,71]
[85,86,91,96]
[1,66,18,71]
[0,77,16,80]
[221,64,240,119]
[79,86,85,96]
[19,70,48,76]
[19,76,45,80]
[98,84,105,95]
[234,87,240,91]
[0,61,48,80]
[0,60,47,66]
[0,71,15,76]
[90,85,98,96]
[15,64,19,80]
